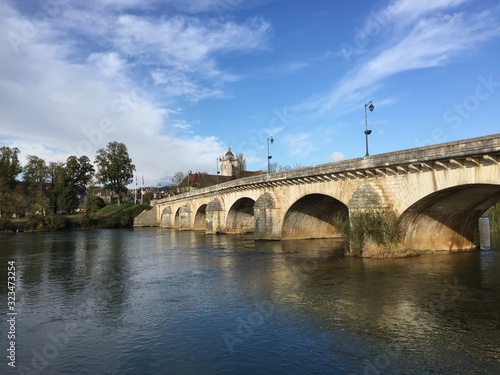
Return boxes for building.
[176,148,264,193]
[220,147,240,177]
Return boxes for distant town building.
[220,147,240,177]
[175,147,264,193]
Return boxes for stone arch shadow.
[226,197,255,234]
[281,193,348,240]
[399,183,500,250]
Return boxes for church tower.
[220,147,240,177]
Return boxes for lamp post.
[188,170,192,191]
[267,136,274,173]
[216,157,221,184]
[364,101,374,156]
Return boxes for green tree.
[66,156,95,195]
[84,184,105,218]
[48,161,65,213]
[23,155,49,216]
[95,142,135,205]
[0,147,22,218]
[51,156,95,213]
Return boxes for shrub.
[25,215,68,231]
[333,209,402,257]
[0,218,14,232]
[99,210,135,229]
[43,215,68,231]
[26,216,45,231]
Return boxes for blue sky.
[1,0,499,186]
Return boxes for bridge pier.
[254,193,282,240]
[179,204,192,230]
[160,206,173,228]
[206,198,225,234]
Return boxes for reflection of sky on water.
[1,228,499,374]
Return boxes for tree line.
[0,141,135,219]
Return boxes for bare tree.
[235,153,247,178]
[270,163,304,173]
[171,171,187,187]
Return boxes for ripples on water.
[0,229,499,375]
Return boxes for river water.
[1,228,499,375]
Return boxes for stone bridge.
[135,134,500,251]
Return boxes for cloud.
[387,0,469,24]
[118,15,270,63]
[282,133,317,157]
[87,52,126,77]
[0,1,270,183]
[301,1,500,116]
[167,0,245,14]
[282,61,309,74]
[328,152,345,162]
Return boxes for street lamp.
[188,170,192,191]
[216,157,221,184]
[267,136,274,173]
[364,101,374,156]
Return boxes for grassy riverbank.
[0,204,151,232]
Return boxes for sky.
[1,0,499,187]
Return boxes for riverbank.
[0,204,151,233]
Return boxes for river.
[1,229,499,374]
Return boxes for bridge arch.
[282,193,348,239]
[226,197,255,234]
[174,206,182,229]
[193,204,207,231]
[399,183,500,250]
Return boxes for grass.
[97,203,150,217]
[332,209,416,258]
[2,204,151,232]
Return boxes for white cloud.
[87,52,126,77]
[282,61,309,74]
[302,1,500,116]
[328,151,345,162]
[111,15,270,70]
[282,133,317,157]
[387,0,469,24]
[0,1,271,183]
